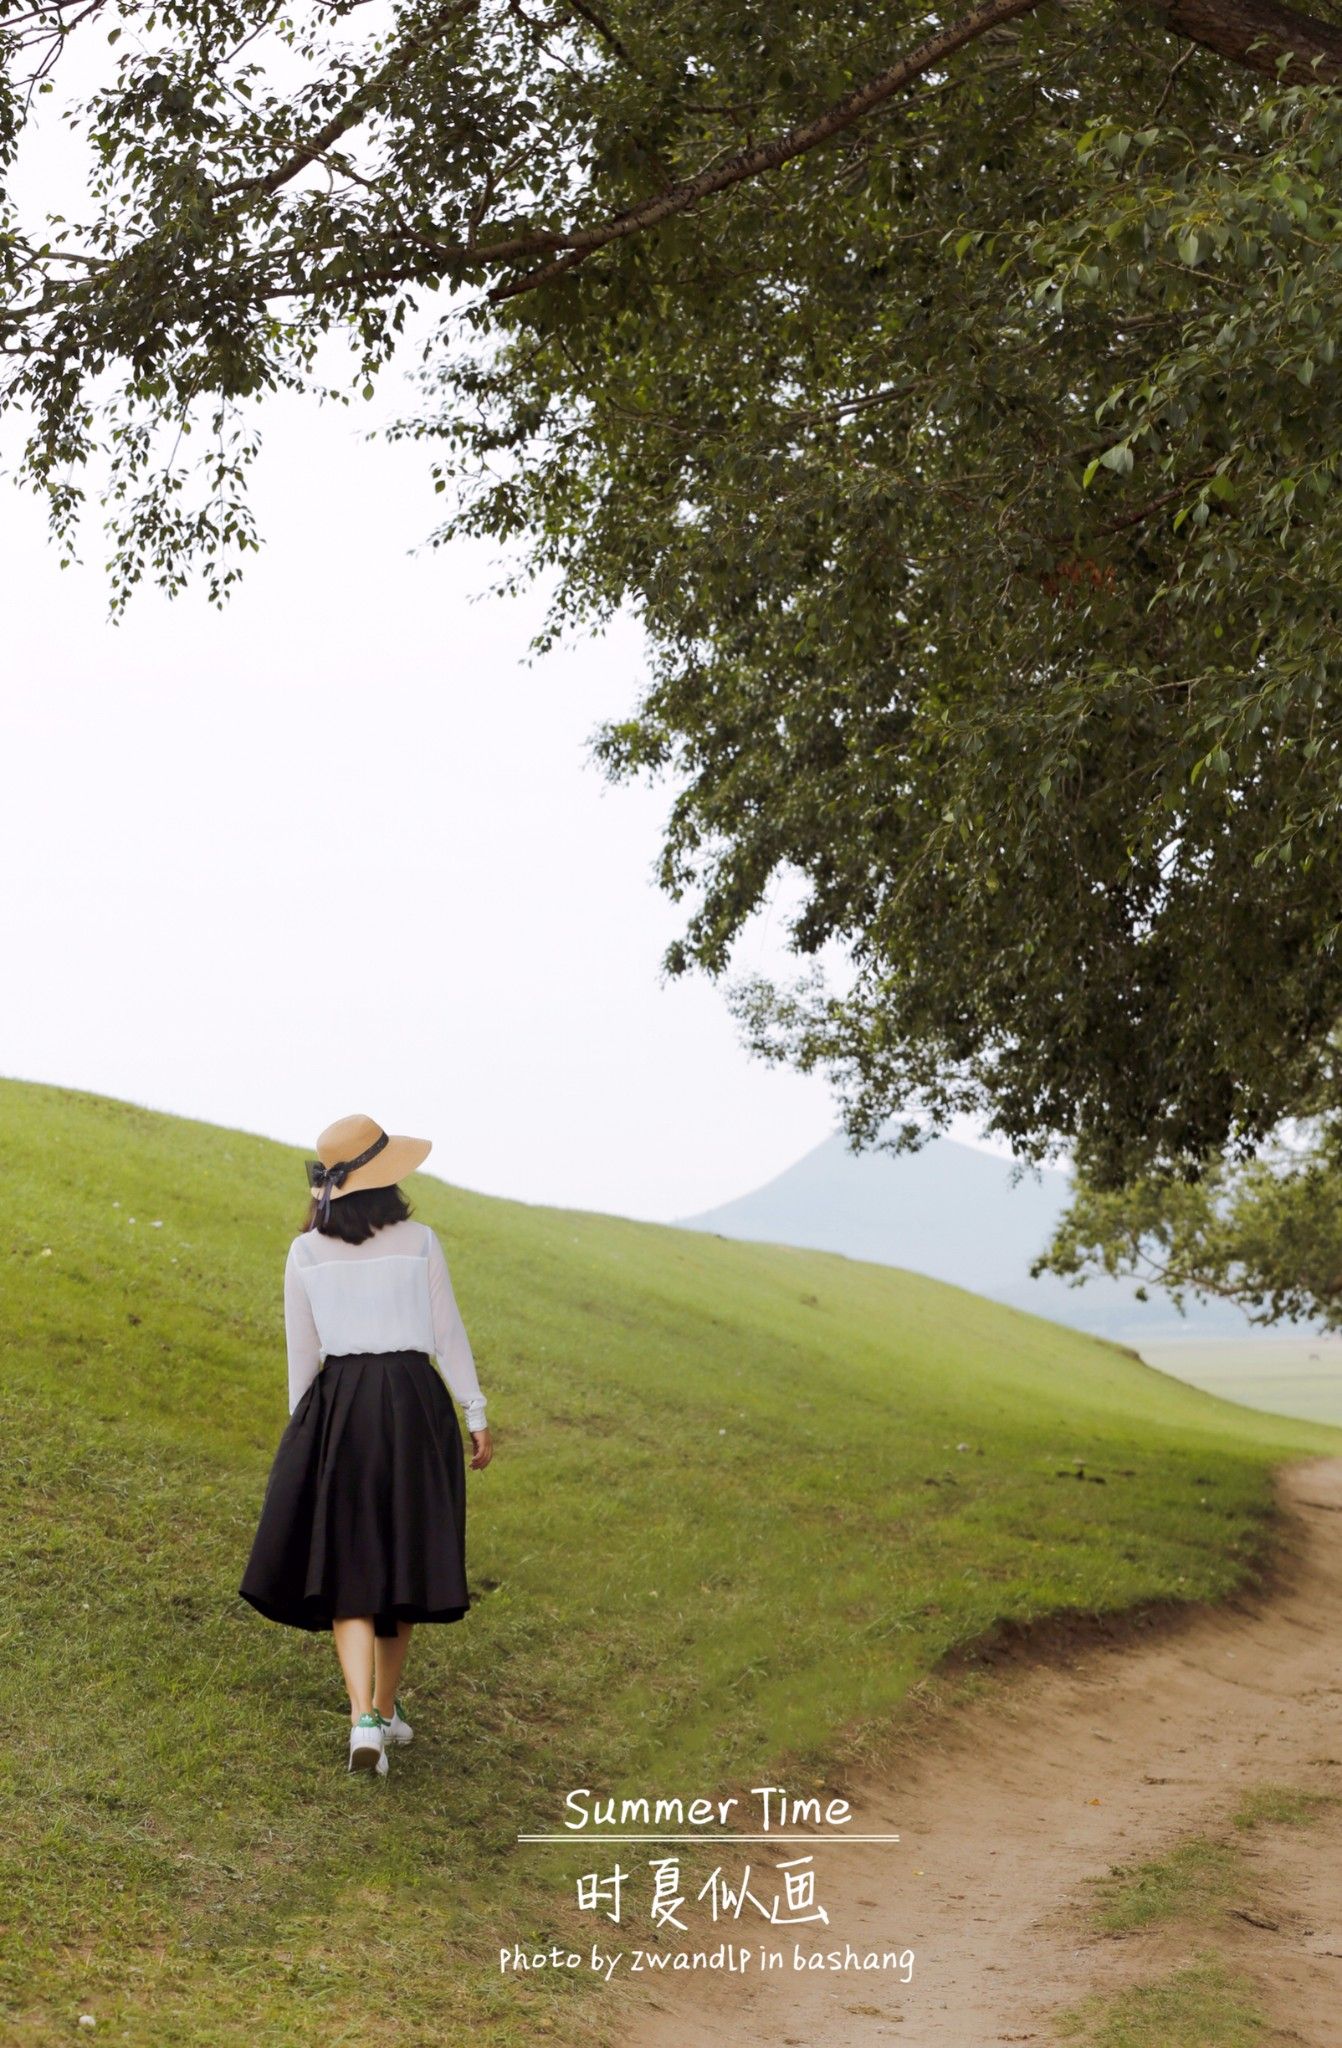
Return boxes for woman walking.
[239,1113,493,1775]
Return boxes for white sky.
[0,394,867,1220]
[0,21,1006,1224]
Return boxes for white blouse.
[284,1216,488,1433]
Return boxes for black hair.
[302,1181,414,1243]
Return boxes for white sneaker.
[348,1712,388,1775]
[377,1696,414,1746]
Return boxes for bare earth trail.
[612,1456,1342,2048]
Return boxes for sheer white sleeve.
[284,1241,323,1416]
[426,1228,488,1433]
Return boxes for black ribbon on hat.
[306,1129,391,1226]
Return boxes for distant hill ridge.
[678,1132,1259,1343]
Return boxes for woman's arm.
[284,1241,323,1415]
[425,1228,488,1433]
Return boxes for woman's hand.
[469,1426,493,1470]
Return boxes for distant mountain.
[677,1133,1262,1343]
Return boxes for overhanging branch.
[1151,0,1342,84]
[484,0,1047,300]
[481,0,1342,300]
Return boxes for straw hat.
[306,1113,432,1225]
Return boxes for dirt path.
[612,1455,1342,2048]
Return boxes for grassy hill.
[4,1076,1339,2047]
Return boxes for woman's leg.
[332,1616,376,1724]
[373,1620,414,1719]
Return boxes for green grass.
[1090,1839,1246,1935]
[1065,1777,1337,2041]
[3,1075,1340,2045]
[1055,1958,1269,2046]
[1087,1778,1338,1936]
[1141,1338,1342,1428]
[1232,1781,1337,1830]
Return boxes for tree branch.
[483,0,1048,300]
[481,0,1342,301]
[1150,0,1342,84]
[217,0,480,199]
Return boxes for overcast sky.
[0,28,1004,1225]
[2,386,874,1219]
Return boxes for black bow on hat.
[305,1129,391,1226]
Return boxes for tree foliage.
[425,65,1342,1182]
[1034,1120,1342,1329]
[6,2,1342,1176]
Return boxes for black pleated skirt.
[238,1349,470,1638]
